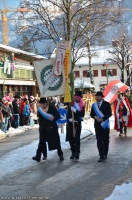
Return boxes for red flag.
[103,80,129,103]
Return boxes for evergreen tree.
[17,36,33,53]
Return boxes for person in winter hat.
[66,91,85,161]
[32,97,64,162]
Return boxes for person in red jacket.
[114,92,132,136]
[19,98,26,126]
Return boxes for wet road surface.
[0,129,132,200]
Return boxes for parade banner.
[33,59,66,97]
[53,41,67,76]
[64,41,71,102]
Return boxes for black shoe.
[32,156,40,162]
[59,155,64,161]
[70,153,75,159]
[75,154,79,160]
[98,158,105,162]
[42,156,47,160]
[104,156,107,160]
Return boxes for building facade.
[74,64,124,91]
[0,44,45,98]
[74,46,129,91]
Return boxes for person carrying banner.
[90,91,112,162]
[66,91,85,161]
[32,97,64,162]
[114,91,132,137]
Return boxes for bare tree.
[15,0,122,96]
[42,42,55,59]
[108,34,132,84]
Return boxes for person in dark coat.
[66,91,85,161]
[12,95,20,128]
[32,97,64,162]
[90,91,112,162]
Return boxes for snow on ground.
[0,116,114,179]
[105,182,132,200]
[0,128,92,179]
[0,124,39,139]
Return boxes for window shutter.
[113,69,117,76]
[93,70,98,77]
[101,69,106,76]
[75,71,80,77]
[83,70,87,77]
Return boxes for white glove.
[127,112,130,116]
[71,106,76,113]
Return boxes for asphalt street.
[0,128,132,200]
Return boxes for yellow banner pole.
[64,41,71,102]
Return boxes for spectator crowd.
[0,93,39,133]
[0,94,62,133]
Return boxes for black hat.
[38,97,47,103]
[95,91,104,97]
[74,91,82,97]
[14,95,20,99]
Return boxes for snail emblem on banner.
[41,65,63,91]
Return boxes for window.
[108,70,113,76]
[9,86,13,92]
[93,70,98,77]
[83,70,90,77]
[101,69,106,76]
[74,71,80,78]
[113,69,117,76]
[101,69,117,77]
[14,86,19,91]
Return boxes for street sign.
[57,108,68,124]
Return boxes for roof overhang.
[0,44,47,61]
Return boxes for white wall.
[74,64,128,91]
[15,58,34,70]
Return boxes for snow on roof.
[75,46,113,66]
[0,44,47,60]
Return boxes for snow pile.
[105,182,132,200]
[4,124,39,137]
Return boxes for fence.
[83,94,114,114]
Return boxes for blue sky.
[0,0,19,9]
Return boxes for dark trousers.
[13,114,19,128]
[120,122,127,134]
[68,122,81,155]
[36,131,63,158]
[95,126,110,159]
[23,116,29,125]
[20,113,24,126]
